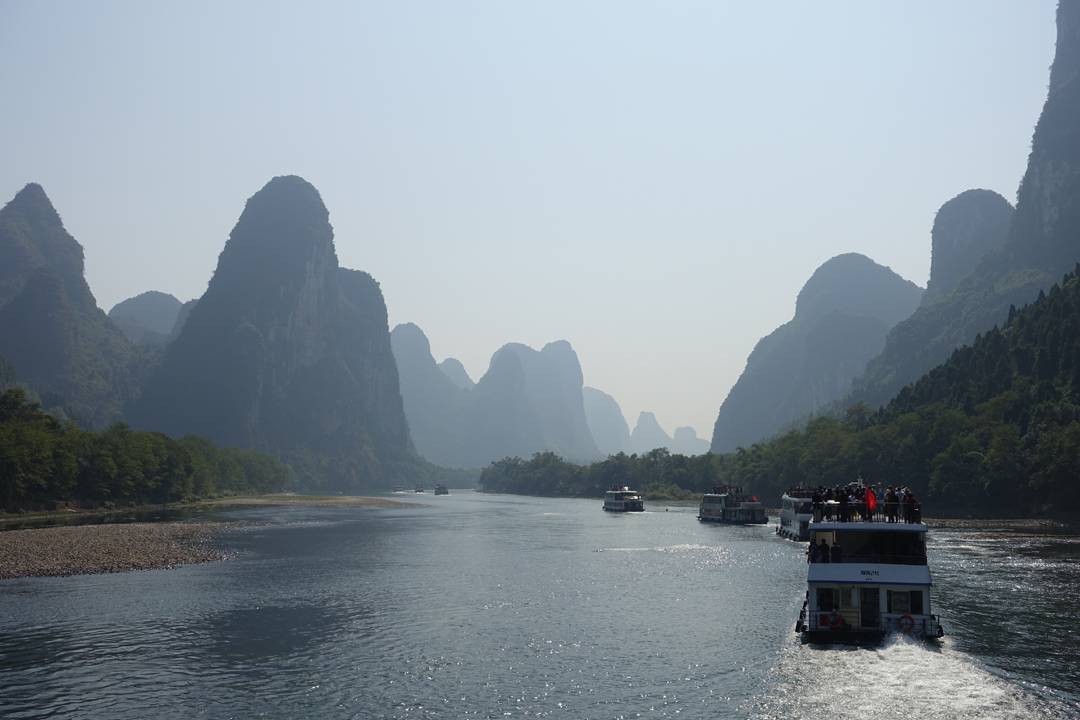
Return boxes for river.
[1,491,1077,719]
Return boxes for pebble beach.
[0,494,422,580]
[0,522,237,579]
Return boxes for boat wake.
[598,543,712,553]
[749,634,1078,719]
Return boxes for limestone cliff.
[438,358,475,390]
[631,411,673,454]
[391,325,602,467]
[671,427,710,456]
[132,176,411,488]
[0,184,144,425]
[582,386,632,456]
[391,322,470,468]
[109,291,183,344]
[922,190,1014,306]
[711,253,922,453]
[842,1,1080,413]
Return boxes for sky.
[0,1,1059,441]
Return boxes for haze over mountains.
[108,291,183,345]
[392,323,607,468]
[832,1,1080,417]
[131,176,412,487]
[2,4,1075,498]
[711,253,923,453]
[0,183,149,426]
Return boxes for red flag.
[866,489,877,513]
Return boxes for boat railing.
[809,553,927,566]
[812,502,921,524]
[799,606,941,634]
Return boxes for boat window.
[910,591,924,614]
[887,590,910,613]
[839,587,859,608]
[816,588,835,611]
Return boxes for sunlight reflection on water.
[0,492,1077,719]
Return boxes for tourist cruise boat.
[795,502,944,640]
[414,484,424,493]
[603,485,644,512]
[697,485,767,524]
[434,484,449,495]
[777,489,814,540]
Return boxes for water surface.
[1,491,1077,718]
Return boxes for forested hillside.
[726,266,1080,516]
[837,1,1080,413]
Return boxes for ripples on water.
[0,492,1077,719]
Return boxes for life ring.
[827,612,843,629]
[898,614,915,631]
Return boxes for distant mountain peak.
[438,357,474,390]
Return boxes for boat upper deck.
[810,501,923,525]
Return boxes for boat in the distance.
[603,485,644,512]
[392,484,405,493]
[434,484,448,495]
[777,489,814,540]
[795,497,944,641]
[697,485,767,524]
[414,484,425,493]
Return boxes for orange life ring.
[827,611,842,629]
[898,614,915,631]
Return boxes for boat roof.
[810,521,927,533]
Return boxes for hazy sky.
[0,1,1058,441]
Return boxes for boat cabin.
[603,485,644,512]
[698,485,767,524]
[797,505,943,639]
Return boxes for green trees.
[722,271,1080,516]
[0,388,290,510]
[478,449,725,500]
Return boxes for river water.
[1,491,1077,719]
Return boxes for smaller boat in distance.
[778,488,814,540]
[603,485,644,512]
[415,484,425,493]
[698,485,767,524]
[392,484,405,493]
[434,484,449,495]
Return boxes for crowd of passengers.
[789,483,922,524]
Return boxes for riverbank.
[0,493,423,526]
[0,522,246,579]
[0,494,424,580]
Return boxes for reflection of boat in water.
[796,501,944,640]
[697,485,767,524]
[392,485,405,493]
[414,484,424,493]
[778,489,813,540]
[434,484,448,495]
[603,485,644,512]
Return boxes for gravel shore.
[0,522,247,580]
[0,495,424,580]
